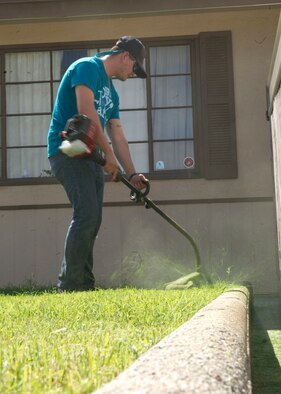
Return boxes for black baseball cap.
[116,36,147,78]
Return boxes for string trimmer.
[59,114,202,289]
[92,151,203,289]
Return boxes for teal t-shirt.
[47,53,120,157]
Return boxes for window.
[4,51,51,179]
[150,44,194,173]
[0,31,237,184]
[0,47,95,182]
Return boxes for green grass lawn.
[0,285,227,393]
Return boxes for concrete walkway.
[251,294,281,392]
[95,287,251,394]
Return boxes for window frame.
[144,37,201,180]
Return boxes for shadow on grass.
[251,295,281,394]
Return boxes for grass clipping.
[110,251,204,290]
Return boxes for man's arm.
[75,85,119,180]
[106,118,148,189]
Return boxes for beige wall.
[0,9,279,202]
[268,13,281,283]
[0,9,280,293]
[0,200,278,294]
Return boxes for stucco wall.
[0,199,278,293]
[0,8,280,293]
[0,9,279,202]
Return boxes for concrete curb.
[95,287,251,394]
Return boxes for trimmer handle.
[128,179,150,202]
[90,150,150,199]
[90,150,106,166]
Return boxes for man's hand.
[129,173,149,190]
[103,152,120,181]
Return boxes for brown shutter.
[199,31,237,179]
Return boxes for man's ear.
[122,51,130,61]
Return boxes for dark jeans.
[49,153,104,291]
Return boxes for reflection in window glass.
[7,147,51,178]
[150,45,191,75]
[52,82,60,103]
[152,108,193,140]
[52,49,89,80]
[52,51,64,80]
[127,143,149,173]
[119,111,148,141]
[5,52,50,82]
[6,84,51,114]
[7,115,51,147]
[154,141,194,171]
[151,75,192,108]
[88,49,98,57]
[113,78,147,109]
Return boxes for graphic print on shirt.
[94,86,114,122]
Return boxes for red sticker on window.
[183,157,194,168]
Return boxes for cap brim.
[134,63,147,79]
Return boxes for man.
[48,36,148,292]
